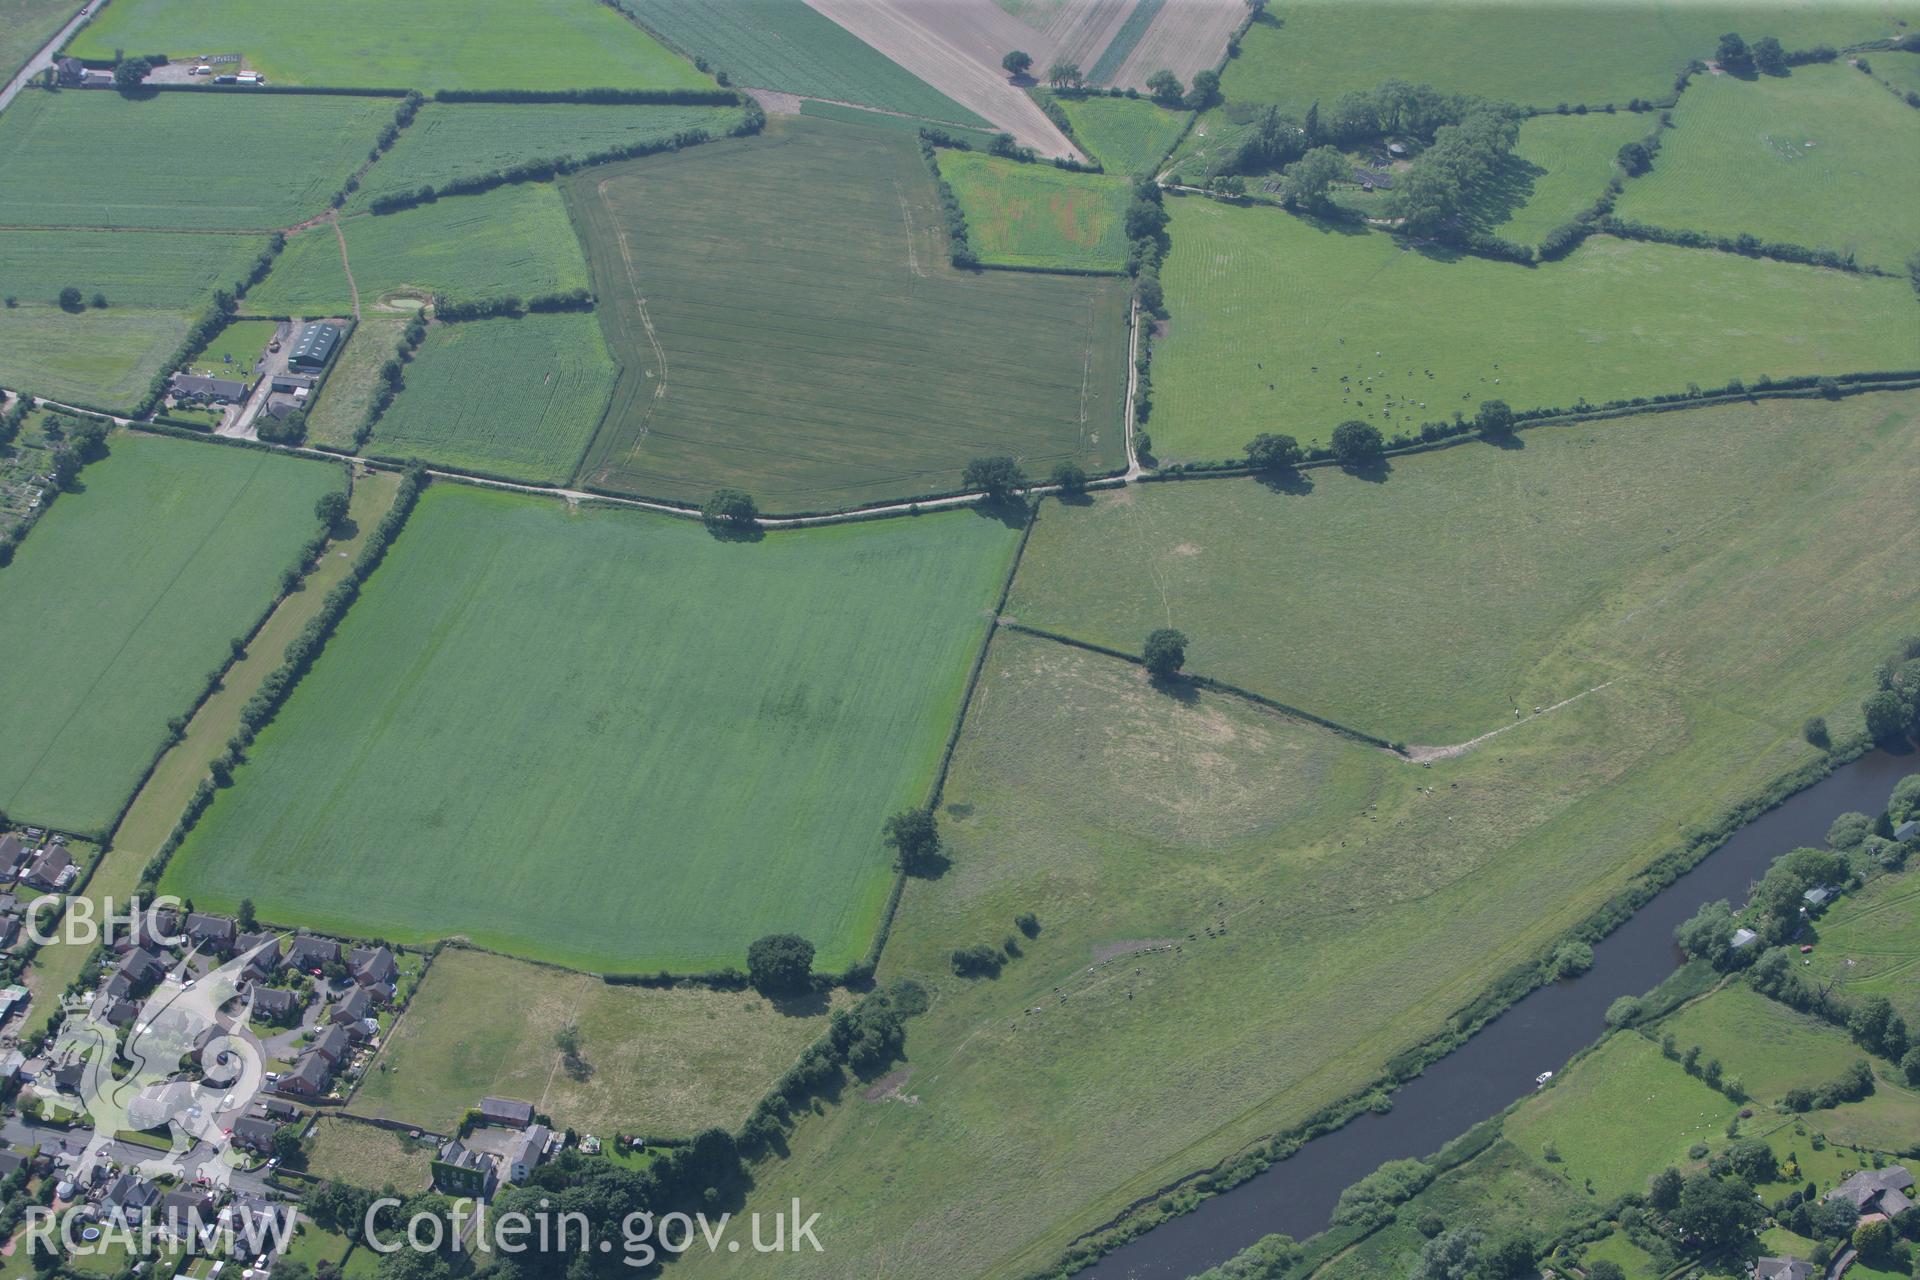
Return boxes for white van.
[191,64,212,75]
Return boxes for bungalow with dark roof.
[1753,1259,1815,1280]
[287,935,341,971]
[55,57,86,86]
[21,845,73,891]
[1828,1166,1914,1217]
[168,374,248,405]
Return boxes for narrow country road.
[0,3,87,116]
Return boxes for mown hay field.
[347,102,743,212]
[623,0,987,126]
[0,229,271,310]
[245,185,590,316]
[0,306,193,412]
[1150,198,1919,461]
[566,117,1130,510]
[162,484,1021,973]
[0,91,390,230]
[1496,110,1652,243]
[1613,62,1920,271]
[302,1118,433,1192]
[353,948,838,1136]
[1053,93,1191,174]
[1218,0,1920,115]
[1655,982,1880,1103]
[304,318,407,451]
[66,0,708,92]
[0,433,342,834]
[1013,394,1920,744]
[676,393,1920,1280]
[1806,866,1920,1026]
[366,313,617,483]
[940,151,1132,272]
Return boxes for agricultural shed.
[287,322,340,370]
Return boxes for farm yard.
[624,0,987,125]
[1050,92,1193,174]
[939,151,1133,272]
[1149,197,1920,461]
[64,0,710,92]
[670,391,1920,1280]
[363,313,618,483]
[1217,0,1920,115]
[302,318,407,451]
[351,948,840,1137]
[346,101,745,212]
[567,117,1130,509]
[0,432,341,834]
[160,484,1021,972]
[0,91,390,230]
[1612,61,1920,271]
[244,184,591,316]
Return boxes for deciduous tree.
[1143,628,1187,679]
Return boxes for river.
[1080,749,1913,1280]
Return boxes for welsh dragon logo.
[34,941,278,1189]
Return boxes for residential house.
[235,931,282,977]
[0,916,18,951]
[1753,1259,1815,1280]
[332,986,373,1026]
[0,1150,24,1180]
[287,935,341,972]
[248,985,302,1025]
[160,1188,216,1243]
[1730,927,1760,950]
[506,1125,550,1184]
[22,845,74,891]
[432,1140,497,1198]
[114,907,181,956]
[1828,1166,1914,1217]
[1896,819,1918,843]
[276,1052,332,1099]
[479,1096,534,1128]
[349,944,398,993]
[308,1022,352,1066]
[0,836,28,879]
[230,1114,281,1154]
[1802,886,1835,910]
[54,56,86,86]
[221,1195,293,1258]
[113,947,166,998]
[184,913,236,955]
[101,1173,160,1223]
[168,374,248,404]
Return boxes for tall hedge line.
[431,87,737,105]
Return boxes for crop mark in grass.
[1403,679,1619,764]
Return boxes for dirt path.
[1403,680,1619,763]
[331,216,361,322]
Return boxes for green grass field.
[675,392,1920,1279]
[1654,983,1875,1103]
[1013,394,1920,744]
[796,99,996,143]
[0,433,341,833]
[162,484,1020,971]
[0,230,269,310]
[0,0,76,84]
[365,313,617,482]
[0,306,192,412]
[303,1118,433,1192]
[179,318,279,380]
[623,0,987,126]
[1218,1,1920,114]
[245,184,590,315]
[1151,198,1919,460]
[0,90,389,230]
[1505,1034,1738,1201]
[1806,865,1920,1027]
[352,948,838,1136]
[304,318,405,450]
[940,152,1132,272]
[66,0,707,91]
[347,102,743,212]
[1877,51,1920,95]
[1613,62,1920,271]
[566,117,1131,509]
[1052,93,1191,175]
[1497,110,1653,243]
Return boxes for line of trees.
[351,315,427,450]
[367,124,730,214]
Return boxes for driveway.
[0,4,88,117]
[223,320,296,442]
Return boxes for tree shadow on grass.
[1341,457,1393,484]
[768,989,831,1019]
[1053,490,1096,508]
[971,494,1031,530]
[703,520,764,544]
[1148,673,1200,704]
[1484,432,1526,451]
[1253,467,1314,496]
[329,516,361,542]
